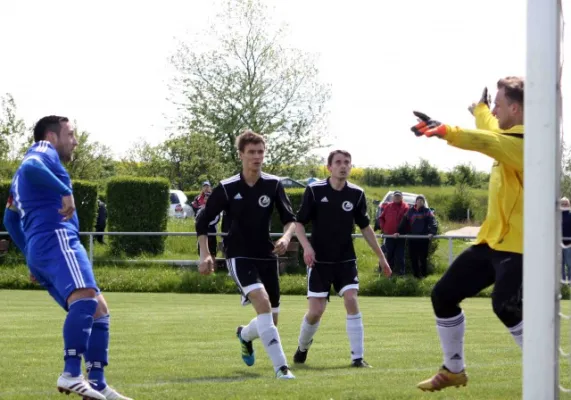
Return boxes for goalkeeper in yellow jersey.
[411,77,524,392]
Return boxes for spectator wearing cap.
[195,191,220,259]
[378,190,410,275]
[561,197,571,281]
[191,181,212,216]
[398,195,437,278]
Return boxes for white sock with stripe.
[436,312,465,373]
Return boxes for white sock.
[346,313,364,360]
[508,321,523,348]
[240,317,259,342]
[436,312,465,373]
[298,315,320,351]
[257,313,287,372]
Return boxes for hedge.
[2,264,569,300]
[106,176,170,257]
[73,180,99,247]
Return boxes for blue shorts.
[27,229,99,311]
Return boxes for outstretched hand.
[410,111,448,138]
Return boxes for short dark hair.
[497,76,524,106]
[33,115,69,143]
[327,150,351,166]
[235,130,265,152]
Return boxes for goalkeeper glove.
[410,111,449,138]
[479,87,491,107]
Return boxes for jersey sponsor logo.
[258,195,271,207]
[342,201,353,212]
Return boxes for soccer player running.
[5,116,132,400]
[292,150,392,368]
[196,130,297,380]
[411,78,524,392]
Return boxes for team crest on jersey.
[5,194,13,209]
[342,201,353,212]
[258,195,271,208]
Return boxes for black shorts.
[226,257,280,312]
[307,260,359,299]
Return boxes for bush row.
[2,264,568,299]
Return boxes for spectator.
[398,195,437,278]
[195,193,220,259]
[191,181,212,215]
[95,199,107,244]
[378,190,409,275]
[562,197,571,281]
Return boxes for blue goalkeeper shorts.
[27,229,100,311]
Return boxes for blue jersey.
[10,141,76,241]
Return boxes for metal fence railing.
[62,232,480,266]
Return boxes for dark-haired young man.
[292,150,392,368]
[196,130,297,380]
[411,77,525,392]
[5,116,131,399]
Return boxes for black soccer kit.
[196,172,296,310]
[296,178,370,299]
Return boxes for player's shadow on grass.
[165,370,262,384]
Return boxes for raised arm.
[20,156,72,195]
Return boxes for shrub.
[106,176,170,256]
[446,184,476,221]
[73,180,98,247]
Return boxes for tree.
[417,158,441,186]
[0,93,27,161]
[170,0,331,170]
[66,130,115,181]
[122,134,230,190]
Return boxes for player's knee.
[307,300,326,322]
[94,294,109,319]
[343,289,359,312]
[492,295,522,327]
[67,288,98,308]
[431,282,458,318]
[248,288,272,314]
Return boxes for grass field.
[3,290,568,400]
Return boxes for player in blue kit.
[4,116,132,400]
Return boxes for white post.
[523,0,561,398]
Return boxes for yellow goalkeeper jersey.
[445,103,524,254]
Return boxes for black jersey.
[196,172,296,259]
[296,178,370,263]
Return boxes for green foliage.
[169,0,331,171]
[416,159,441,186]
[362,168,389,187]
[0,93,28,161]
[72,180,99,247]
[106,176,170,256]
[121,134,230,191]
[66,130,115,181]
[389,163,419,186]
[446,184,477,221]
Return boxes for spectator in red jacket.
[379,191,409,275]
[398,195,437,278]
[191,181,212,215]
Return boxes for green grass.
[3,290,563,400]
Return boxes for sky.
[0,0,568,172]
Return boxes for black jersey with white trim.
[196,172,296,259]
[296,178,370,263]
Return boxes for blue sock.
[63,298,98,377]
[85,314,110,391]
